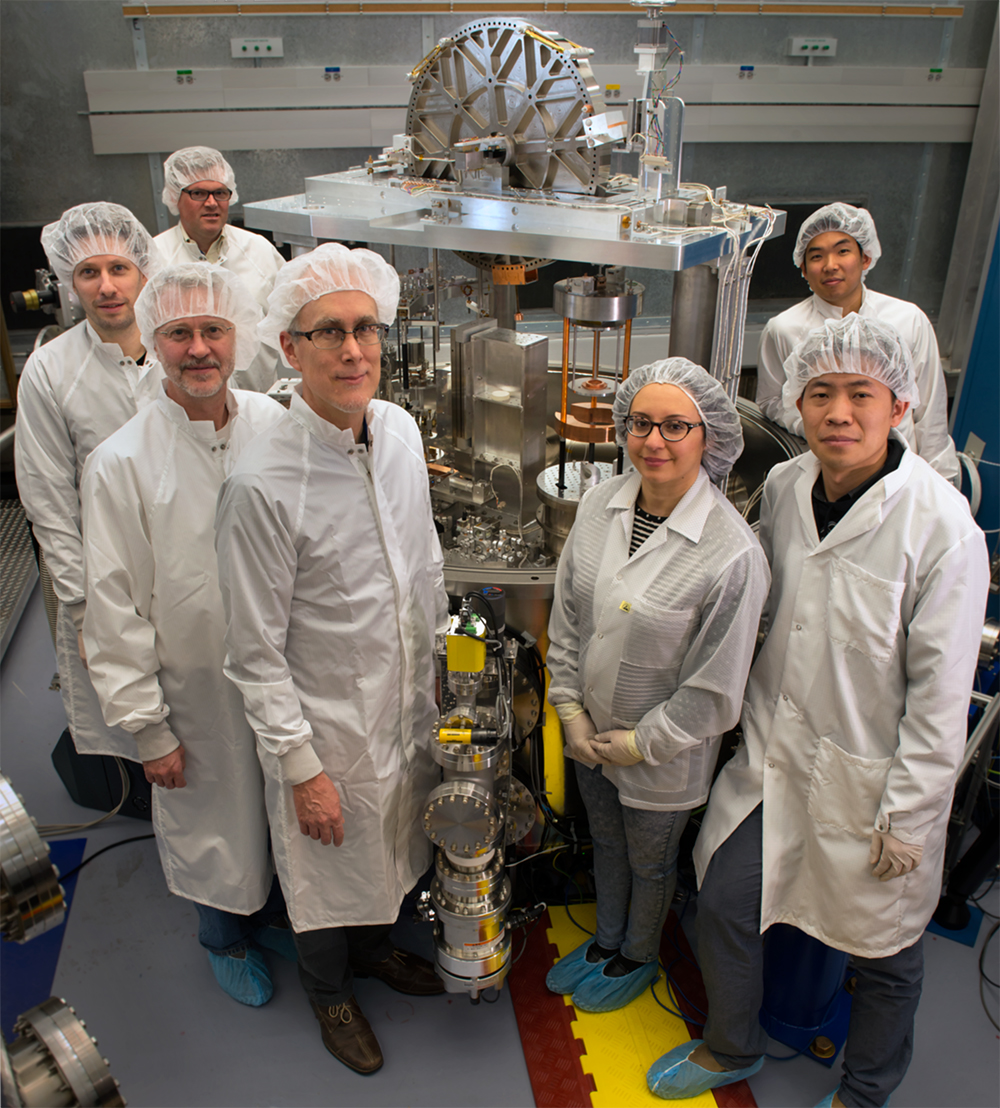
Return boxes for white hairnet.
[135,263,262,379]
[792,203,882,272]
[781,315,919,410]
[260,242,400,366]
[161,146,239,215]
[40,202,160,290]
[612,358,744,484]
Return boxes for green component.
[176,69,193,75]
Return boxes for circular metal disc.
[406,19,608,195]
[423,781,501,855]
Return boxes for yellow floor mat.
[546,903,716,1108]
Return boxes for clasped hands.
[562,709,644,767]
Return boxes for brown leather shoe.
[351,948,445,995]
[310,996,383,1074]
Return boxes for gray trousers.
[697,804,924,1108]
[292,923,394,1007]
[576,762,691,964]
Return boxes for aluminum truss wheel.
[406,19,611,195]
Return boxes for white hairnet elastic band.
[780,314,919,410]
[259,242,400,368]
[135,263,262,379]
[162,146,239,216]
[612,357,744,484]
[793,203,882,272]
[40,202,161,291]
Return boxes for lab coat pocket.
[826,559,904,663]
[621,602,697,671]
[807,736,892,840]
[614,604,697,725]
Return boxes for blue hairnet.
[612,358,744,484]
[781,315,919,409]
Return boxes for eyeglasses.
[181,188,233,204]
[288,324,388,349]
[155,324,234,345]
[625,415,705,441]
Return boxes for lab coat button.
[782,694,789,701]
[795,624,802,631]
[597,633,604,639]
[768,762,775,769]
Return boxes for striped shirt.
[629,501,668,555]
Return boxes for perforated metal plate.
[0,501,39,659]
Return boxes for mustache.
[180,360,221,371]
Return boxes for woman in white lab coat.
[545,358,770,1014]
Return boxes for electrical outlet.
[787,37,838,58]
[231,37,283,59]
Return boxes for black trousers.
[292,923,394,1006]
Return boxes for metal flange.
[423,780,502,856]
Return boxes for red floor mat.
[508,907,757,1108]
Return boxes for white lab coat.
[756,289,960,482]
[694,434,989,958]
[15,320,164,759]
[215,390,449,932]
[153,222,285,392]
[547,469,770,811]
[80,386,284,912]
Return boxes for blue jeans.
[576,762,691,965]
[195,876,288,956]
[697,804,924,1108]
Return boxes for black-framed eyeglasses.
[288,324,388,349]
[625,415,705,441]
[181,187,233,204]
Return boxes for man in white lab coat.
[648,316,989,1108]
[154,145,285,391]
[215,244,448,1074]
[16,202,163,763]
[755,202,959,482]
[81,264,289,1005]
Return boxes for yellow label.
[438,728,472,742]
[619,601,632,612]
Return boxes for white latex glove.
[562,711,600,765]
[591,729,644,767]
[869,830,923,881]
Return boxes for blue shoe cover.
[207,947,273,1006]
[647,1039,764,1100]
[545,940,613,995]
[571,957,659,1013]
[253,918,298,963]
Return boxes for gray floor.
[1,582,534,1108]
[2,579,998,1107]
